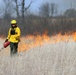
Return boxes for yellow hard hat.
[11,20,17,24]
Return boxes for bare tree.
[21,0,25,19]
[21,0,33,21]
[50,3,58,17]
[2,0,15,19]
[39,2,50,17]
[14,0,20,18]
[64,8,76,17]
[39,2,58,17]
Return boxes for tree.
[50,3,58,17]
[21,0,33,21]
[14,0,20,18]
[2,0,15,19]
[39,2,58,17]
[39,2,50,17]
[64,8,76,17]
[1,0,34,19]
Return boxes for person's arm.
[15,27,21,41]
[16,27,20,37]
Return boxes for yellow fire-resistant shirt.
[7,27,21,43]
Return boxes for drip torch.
[0,41,10,51]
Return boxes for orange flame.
[72,32,76,41]
[1,31,76,52]
[18,32,76,52]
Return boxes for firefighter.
[5,20,21,56]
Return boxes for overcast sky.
[27,0,76,14]
[0,0,76,15]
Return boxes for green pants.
[10,42,18,56]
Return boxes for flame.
[18,32,76,52]
[72,32,76,41]
[18,34,51,52]
[1,31,76,52]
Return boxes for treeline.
[0,17,76,37]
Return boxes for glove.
[5,39,8,42]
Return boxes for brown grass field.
[0,34,76,75]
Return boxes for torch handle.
[0,47,4,51]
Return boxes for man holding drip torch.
[5,20,21,56]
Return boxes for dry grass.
[0,39,76,75]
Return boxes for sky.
[26,0,76,15]
[0,0,76,16]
